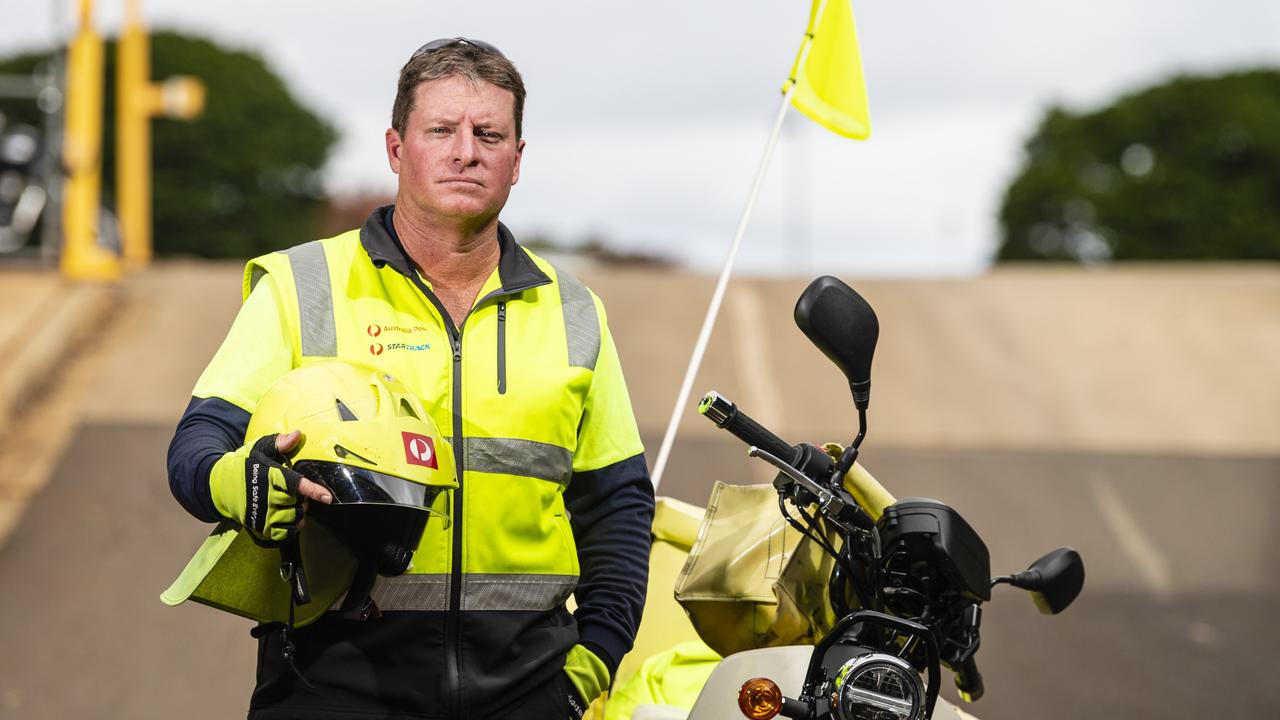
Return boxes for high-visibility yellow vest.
[191,210,644,613]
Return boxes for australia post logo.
[368,322,432,355]
[402,432,438,469]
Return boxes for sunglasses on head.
[413,37,506,59]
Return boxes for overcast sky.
[4,1,1279,275]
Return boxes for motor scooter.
[638,276,1084,720]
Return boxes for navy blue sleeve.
[167,396,251,523]
[563,453,655,675]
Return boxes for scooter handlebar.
[698,391,793,462]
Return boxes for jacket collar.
[360,205,551,294]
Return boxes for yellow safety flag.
[785,0,871,140]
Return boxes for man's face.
[386,75,524,226]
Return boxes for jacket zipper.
[447,331,465,720]
[496,302,507,395]
[401,274,467,720]
[403,275,547,719]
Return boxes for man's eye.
[430,127,450,135]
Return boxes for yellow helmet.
[248,361,455,519]
[162,361,456,627]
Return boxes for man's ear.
[386,128,403,174]
[510,138,526,186]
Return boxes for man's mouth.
[440,176,483,186]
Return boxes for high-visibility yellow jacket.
[169,206,654,719]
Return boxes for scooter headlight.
[831,653,925,720]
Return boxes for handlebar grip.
[698,391,793,462]
[954,656,984,702]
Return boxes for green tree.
[0,31,336,258]
[997,69,1280,263]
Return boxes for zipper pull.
[451,336,461,362]
[496,302,507,395]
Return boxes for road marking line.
[728,283,784,430]
[1089,473,1173,597]
[728,284,785,484]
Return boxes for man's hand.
[273,430,334,507]
[563,644,609,719]
[209,430,332,545]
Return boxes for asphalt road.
[0,421,1274,719]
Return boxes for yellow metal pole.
[61,0,119,281]
[117,0,150,270]
[116,0,205,271]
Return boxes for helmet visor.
[294,460,448,512]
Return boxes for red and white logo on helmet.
[402,432,438,469]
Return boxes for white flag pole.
[649,6,829,489]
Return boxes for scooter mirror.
[1015,547,1085,615]
[794,276,879,410]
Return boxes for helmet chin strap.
[338,557,383,622]
[280,537,319,689]
[249,537,320,691]
[279,536,312,606]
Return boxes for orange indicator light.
[738,677,784,719]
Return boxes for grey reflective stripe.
[282,241,337,357]
[464,437,573,485]
[368,573,450,611]
[553,264,600,370]
[461,573,576,611]
[356,573,576,612]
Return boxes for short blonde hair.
[391,41,526,139]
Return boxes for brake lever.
[748,446,870,534]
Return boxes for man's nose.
[452,129,479,166]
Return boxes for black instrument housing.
[877,498,992,603]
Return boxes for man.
[167,38,655,720]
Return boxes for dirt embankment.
[594,263,1280,457]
